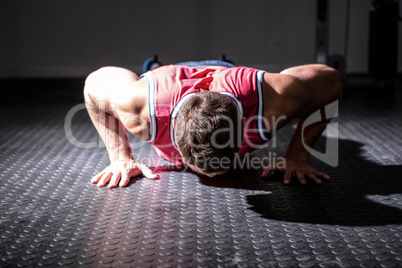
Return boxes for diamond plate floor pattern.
[0,85,402,267]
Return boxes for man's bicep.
[262,73,310,121]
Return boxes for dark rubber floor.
[0,77,401,267]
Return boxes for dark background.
[0,0,401,78]
[1,2,402,267]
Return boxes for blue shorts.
[175,60,235,68]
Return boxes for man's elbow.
[84,68,107,106]
[330,68,344,101]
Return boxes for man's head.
[174,92,243,176]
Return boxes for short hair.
[174,92,243,174]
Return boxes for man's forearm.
[285,116,329,160]
[85,100,133,162]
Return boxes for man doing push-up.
[83,59,343,188]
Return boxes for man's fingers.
[119,172,130,187]
[283,170,292,184]
[91,162,159,188]
[108,172,121,188]
[261,166,271,177]
[97,172,112,187]
[91,171,105,183]
[319,171,330,180]
[296,171,307,185]
[139,164,159,180]
[311,168,330,180]
[261,160,286,177]
[308,173,322,184]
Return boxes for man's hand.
[261,157,330,185]
[91,158,159,188]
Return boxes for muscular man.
[84,62,343,188]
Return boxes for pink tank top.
[141,65,269,164]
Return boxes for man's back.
[143,65,269,164]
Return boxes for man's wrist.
[285,151,309,161]
[109,150,134,162]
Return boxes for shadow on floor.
[198,138,402,226]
